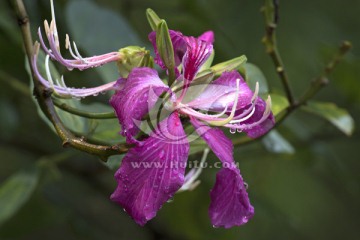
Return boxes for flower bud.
[117,46,154,78]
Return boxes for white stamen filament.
[72,41,87,63]
[45,54,55,89]
[251,82,259,103]
[65,34,80,60]
[179,148,210,192]
[229,105,256,124]
[32,42,119,98]
[225,95,272,130]
[37,0,120,71]
[178,102,230,120]
[207,78,240,126]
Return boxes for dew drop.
[237,128,243,133]
[229,128,236,134]
[159,150,165,159]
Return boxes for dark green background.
[0,0,359,239]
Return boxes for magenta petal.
[209,167,255,228]
[111,112,189,226]
[190,117,254,228]
[241,97,275,138]
[198,30,215,43]
[187,71,253,111]
[148,30,186,69]
[182,36,213,81]
[190,117,234,166]
[110,67,169,144]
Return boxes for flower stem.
[262,0,295,106]
[10,0,129,161]
[274,40,352,127]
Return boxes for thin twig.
[298,41,352,105]
[262,0,295,106]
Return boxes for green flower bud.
[156,20,175,71]
[117,46,154,78]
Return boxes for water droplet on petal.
[229,128,236,134]
[159,150,165,159]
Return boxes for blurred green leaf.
[102,155,124,170]
[0,99,19,140]
[302,101,355,136]
[77,102,124,144]
[0,166,40,226]
[240,63,269,96]
[65,0,142,83]
[262,130,295,154]
[270,93,289,117]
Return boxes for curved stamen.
[45,27,120,71]
[206,78,241,126]
[32,42,118,98]
[65,34,80,60]
[229,106,256,124]
[231,82,259,121]
[179,148,210,192]
[251,81,259,103]
[225,95,272,130]
[178,103,229,121]
[37,0,121,71]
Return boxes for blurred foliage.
[0,0,359,239]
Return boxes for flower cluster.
[33,0,274,228]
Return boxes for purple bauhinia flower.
[110,29,275,228]
[31,1,274,228]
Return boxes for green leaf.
[239,63,269,96]
[0,166,40,226]
[71,102,124,144]
[270,93,289,117]
[0,99,19,140]
[262,130,295,154]
[210,55,247,77]
[102,155,124,170]
[65,0,142,83]
[302,101,355,136]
